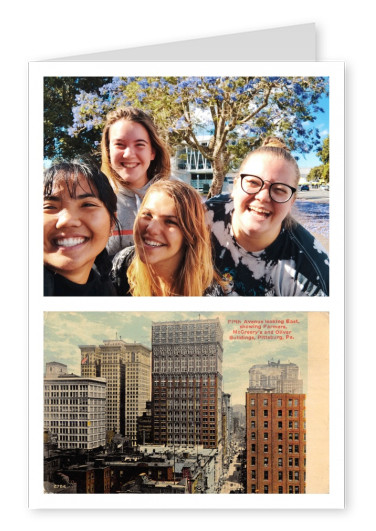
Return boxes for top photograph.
[43,75,330,297]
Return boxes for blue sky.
[294,93,329,170]
[44,311,308,405]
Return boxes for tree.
[54,76,328,197]
[307,136,329,183]
[44,77,112,161]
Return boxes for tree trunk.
[207,152,229,199]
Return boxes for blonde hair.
[238,136,300,189]
[100,107,171,192]
[127,180,219,296]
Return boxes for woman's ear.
[110,214,118,234]
[231,176,239,199]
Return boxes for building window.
[264,471,268,480]
[263,399,268,406]
[264,444,268,453]
[278,471,283,481]
[264,485,269,493]
[278,458,283,467]
[278,410,282,417]
[263,410,268,417]
[278,486,283,494]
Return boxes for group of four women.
[43,107,329,297]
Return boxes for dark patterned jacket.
[205,194,329,297]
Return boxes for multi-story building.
[172,136,235,194]
[80,338,151,445]
[44,362,107,451]
[45,361,68,379]
[246,391,306,494]
[151,318,223,450]
[248,359,303,394]
[222,393,232,464]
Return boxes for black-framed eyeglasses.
[240,174,296,203]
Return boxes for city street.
[220,458,243,493]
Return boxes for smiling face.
[134,191,185,280]
[232,153,297,251]
[108,119,156,190]
[43,174,112,284]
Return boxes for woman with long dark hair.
[44,158,119,296]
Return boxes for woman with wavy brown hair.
[111,180,224,296]
[101,106,171,257]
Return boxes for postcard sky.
[44,311,308,405]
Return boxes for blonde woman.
[111,180,224,296]
[206,137,329,296]
[101,106,171,256]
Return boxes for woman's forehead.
[144,190,175,209]
[240,153,296,181]
[50,172,98,197]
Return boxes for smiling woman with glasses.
[206,137,329,296]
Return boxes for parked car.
[300,184,309,191]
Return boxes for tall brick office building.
[151,318,223,449]
[246,361,306,494]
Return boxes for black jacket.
[44,266,117,296]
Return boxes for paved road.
[293,190,329,251]
[296,189,329,203]
[220,460,243,493]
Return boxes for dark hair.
[43,157,119,278]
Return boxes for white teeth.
[250,206,270,216]
[56,237,86,247]
[144,239,164,247]
[122,163,138,168]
